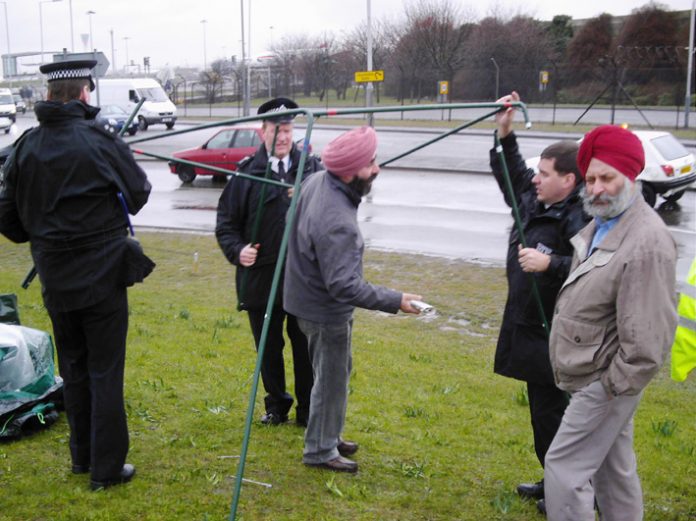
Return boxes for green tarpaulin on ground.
[0,294,62,440]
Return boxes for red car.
[169,127,263,183]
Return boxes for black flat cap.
[39,59,97,91]
[257,97,299,123]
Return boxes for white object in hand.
[410,300,434,314]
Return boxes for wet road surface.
[134,162,695,281]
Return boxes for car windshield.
[0,94,13,104]
[651,134,689,161]
[136,87,169,102]
[102,105,128,115]
[12,95,21,102]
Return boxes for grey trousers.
[297,318,353,464]
[544,379,643,521]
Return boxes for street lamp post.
[123,36,130,74]
[366,0,374,127]
[0,1,11,83]
[685,0,695,128]
[87,10,96,51]
[68,0,74,51]
[240,0,249,116]
[39,0,63,65]
[491,57,500,100]
[201,19,208,71]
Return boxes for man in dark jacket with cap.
[0,60,152,490]
[490,91,589,509]
[216,97,322,427]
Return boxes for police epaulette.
[89,119,119,139]
[237,155,253,169]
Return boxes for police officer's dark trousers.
[247,309,312,422]
[527,381,569,467]
[48,288,129,481]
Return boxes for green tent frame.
[124,101,536,520]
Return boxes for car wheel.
[128,127,138,136]
[178,166,196,184]
[641,183,657,208]
[138,116,149,131]
[165,122,175,130]
[664,190,685,203]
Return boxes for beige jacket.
[549,195,678,396]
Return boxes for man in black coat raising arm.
[489,91,590,510]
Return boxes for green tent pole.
[118,98,146,138]
[131,148,291,188]
[493,131,549,333]
[124,102,530,148]
[380,107,506,168]
[228,111,315,521]
[236,125,280,311]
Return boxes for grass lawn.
[1,232,694,521]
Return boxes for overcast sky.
[2,0,693,74]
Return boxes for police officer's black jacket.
[0,100,151,312]
[216,142,323,311]
[490,131,590,383]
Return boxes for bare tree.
[402,0,472,93]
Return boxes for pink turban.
[322,126,378,177]
[577,125,645,181]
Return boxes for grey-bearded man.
[544,125,678,520]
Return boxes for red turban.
[322,126,378,177]
[577,125,645,181]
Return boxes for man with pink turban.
[284,126,422,473]
[544,125,678,520]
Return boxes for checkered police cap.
[39,59,97,91]
[257,97,299,123]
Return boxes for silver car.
[526,129,695,207]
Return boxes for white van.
[94,78,177,130]
[0,88,17,134]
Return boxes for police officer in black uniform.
[216,98,322,426]
[0,60,152,490]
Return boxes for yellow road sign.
[540,70,549,84]
[438,81,449,95]
[355,70,385,83]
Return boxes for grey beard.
[581,180,637,219]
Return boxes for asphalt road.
[132,161,695,282]
[1,115,694,281]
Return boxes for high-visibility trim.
[677,282,696,300]
[678,315,696,331]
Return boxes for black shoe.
[305,456,358,473]
[536,499,547,516]
[90,464,136,491]
[260,412,288,425]
[71,464,90,475]
[517,480,544,500]
[337,440,359,457]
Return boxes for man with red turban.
[544,125,678,520]
[284,126,422,473]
